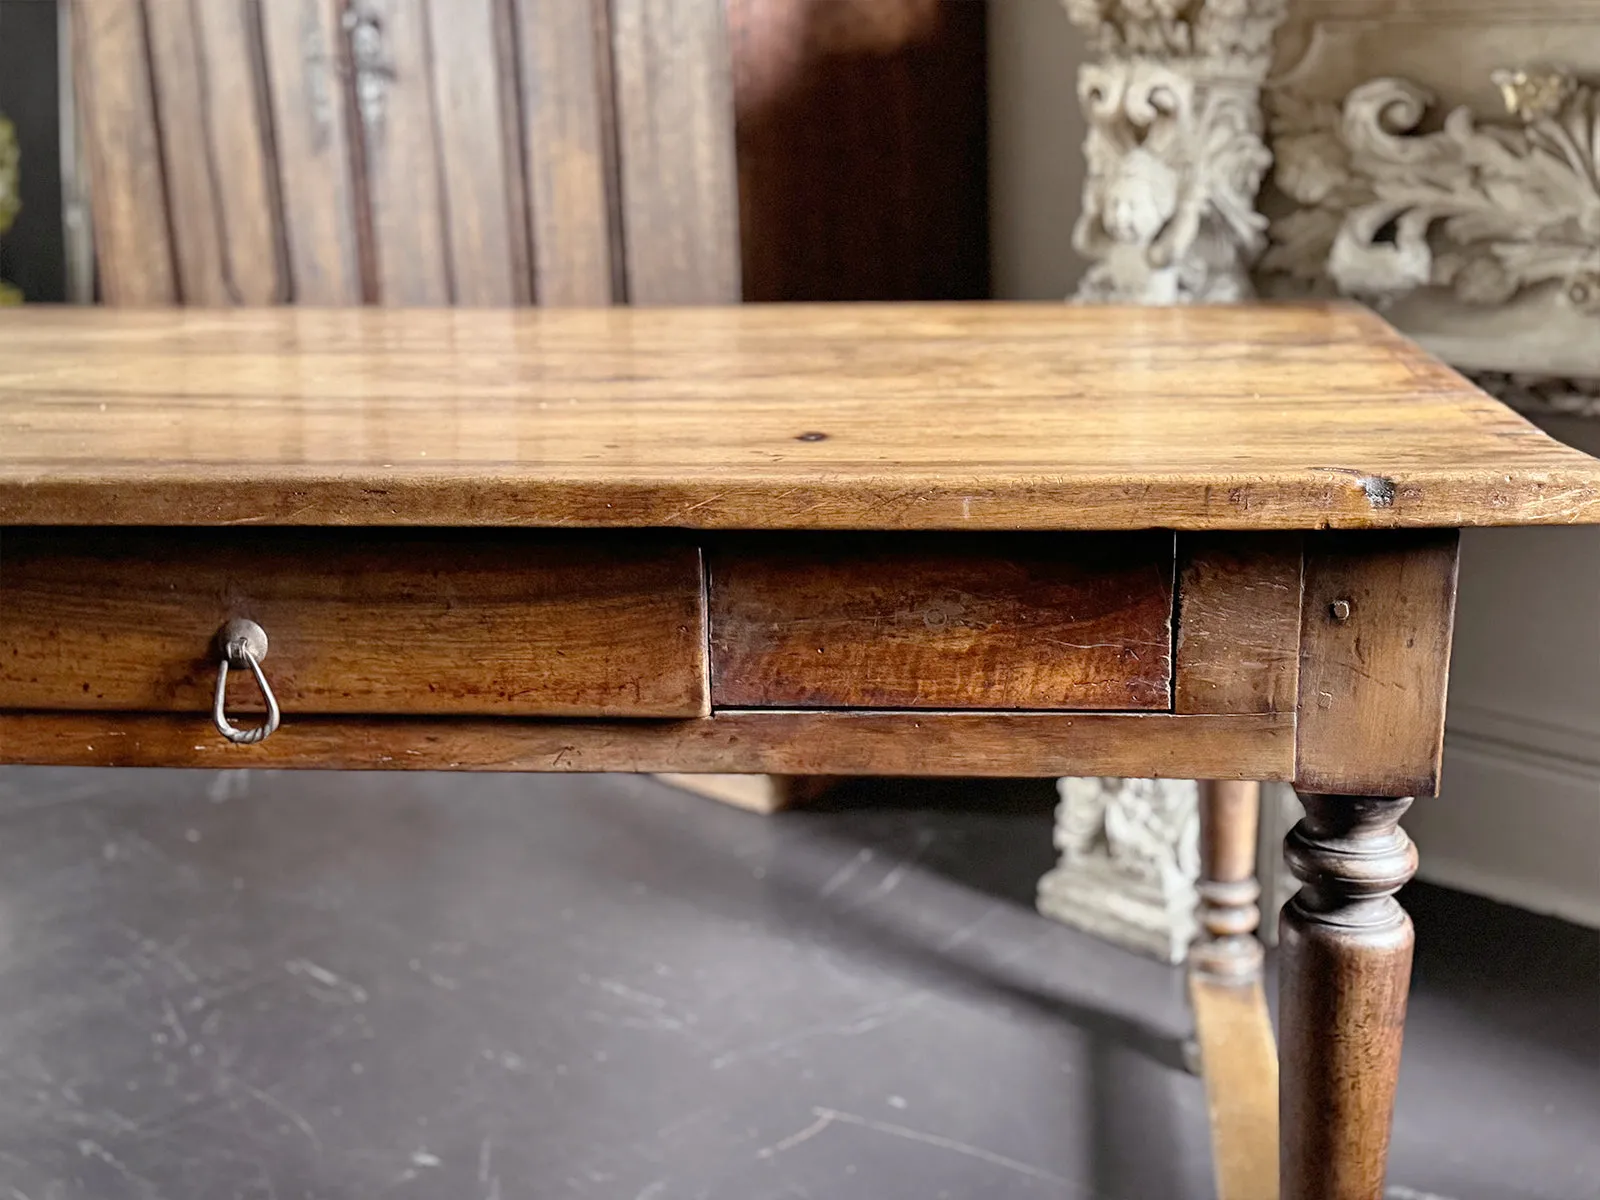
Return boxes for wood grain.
[1175,534,1302,714]
[709,534,1174,709]
[0,529,708,719]
[354,0,451,305]
[258,0,363,304]
[655,773,834,814]
[611,0,742,303]
[1281,793,1418,1200]
[1191,780,1264,981]
[426,0,526,305]
[0,711,1296,778]
[3,305,1599,530]
[142,0,230,305]
[140,0,284,305]
[1295,531,1459,796]
[1189,975,1279,1200]
[70,0,177,304]
[189,0,286,304]
[728,0,989,302]
[513,0,615,305]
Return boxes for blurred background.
[0,1,1595,1197]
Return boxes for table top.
[3,303,1598,531]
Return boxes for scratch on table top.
[757,1106,1078,1190]
[709,994,924,1071]
[158,999,188,1048]
[77,1139,158,1193]
[225,1074,322,1156]
[285,958,369,1004]
[756,1111,834,1159]
[818,848,873,898]
[588,976,671,1011]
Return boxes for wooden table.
[3,303,1598,1199]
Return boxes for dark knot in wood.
[1286,793,1417,929]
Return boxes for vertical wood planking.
[610,0,741,303]
[191,0,285,303]
[144,0,285,304]
[726,0,990,302]
[424,0,524,305]
[491,0,534,304]
[351,0,450,304]
[512,0,615,306]
[258,0,363,303]
[70,0,177,304]
[142,0,229,303]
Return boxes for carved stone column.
[1037,776,1200,963]
[1061,0,1286,303]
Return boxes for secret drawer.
[709,533,1174,710]
[0,529,708,719]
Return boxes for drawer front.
[710,534,1174,710]
[0,530,708,718]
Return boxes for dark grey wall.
[0,0,66,302]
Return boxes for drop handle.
[212,618,281,745]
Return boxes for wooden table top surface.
[4,303,1599,531]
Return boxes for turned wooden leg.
[1191,779,1263,981]
[1281,792,1419,1200]
[1189,780,1277,1200]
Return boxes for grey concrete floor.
[0,768,1592,1200]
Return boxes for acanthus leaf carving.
[1264,69,1600,313]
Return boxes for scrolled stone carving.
[1264,68,1600,312]
[1471,370,1600,419]
[1063,0,1286,304]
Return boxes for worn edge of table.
[5,470,1598,531]
[0,711,1295,779]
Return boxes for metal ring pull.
[212,619,281,745]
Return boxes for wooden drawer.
[0,530,708,719]
[709,533,1174,710]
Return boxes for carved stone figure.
[1037,776,1200,963]
[1078,145,1184,301]
[1063,0,1285,303]
[1264,69,1600,313]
